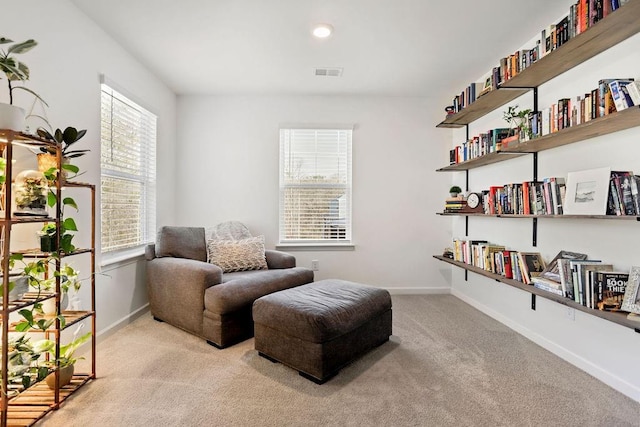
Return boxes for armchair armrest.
[146,257,223,335]
[145,244,156,260]
[265,249,296,269]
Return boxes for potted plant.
[449,185,462,198]
[44,330,91,389]
[36,126,88,178]
[502,105,533,146]
[0,37,47,130]
[38,223,57,252]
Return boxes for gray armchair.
[145,222,314,348]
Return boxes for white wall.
[3,0,177,334]
[445,27,640,401]
[176,95,451,292]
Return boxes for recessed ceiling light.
[312,23,333,38]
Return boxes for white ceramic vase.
[0,103,25,131]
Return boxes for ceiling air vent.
[315,67,343,77]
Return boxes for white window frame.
[278,126,354,250]
[100,78,157,261]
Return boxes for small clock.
[467,192,481,209]
[460,192,484,213]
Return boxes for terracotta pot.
[0,103,25,131]
[45,364,74,389]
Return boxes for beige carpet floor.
[41,295,639,426]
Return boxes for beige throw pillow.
[206,236,268,273]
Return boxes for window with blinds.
[100,83,157,253]
[279,128,352,243]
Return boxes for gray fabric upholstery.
[205,268,315,315]
[253,279,392,382]
[253,280,392,343]
[265,250,296,269]
[155,226,207,262]
[146,224,314,348]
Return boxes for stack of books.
[445,197,466,213]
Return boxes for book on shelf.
[532,278,565,296]
[626,81,640,105]
[569,260,602,305]
[608,79,635,112]
[583,264,614,309]
[595,271,629,311]
[517,252,546,285]
[608,171,636,216]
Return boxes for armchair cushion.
[155,226,206,262]
[206,235,268,273]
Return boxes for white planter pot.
[0,103,25,131]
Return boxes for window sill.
[100,247,146,269]
[275,244,355,252]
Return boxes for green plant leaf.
[18,309,33,323]
[63,197,78,210]
[47,190,57,207]
[62,163,80,173]
[63,218,77,231]
[15,322,30,332]
[10,253,24,262]
[22,375,31,389]
[6,39,37,55]
[62,127,78,144]
[37,366,49,381]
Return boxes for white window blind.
[279,128,352,243]
[100,83,157,253]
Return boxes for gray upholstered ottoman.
[253,279,392,383]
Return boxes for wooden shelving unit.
[437,0,640,128]
[434,255,640,331]
[0,130,96,426]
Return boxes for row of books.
[448,128,510,164]
[607,171,640,216]
[451,239,545,285]
[465,170,640,217]
[446,0,630,114]
[522,79,637,138]
[482,177,566,216]
[452,240,631,311]
[531,251,629,310]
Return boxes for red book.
[503,250,513,279]
[522,181,531,215]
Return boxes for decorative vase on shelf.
[0,104,25,131]
[14,170,48,216]
[45,364,74,389]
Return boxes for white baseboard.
[386,287,451,295]
[451,289,640,403]
[96,303,150,342]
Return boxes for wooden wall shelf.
[436,0,640,128]
[437,212,640,220]
[433,255,640,331]
[438,107,640,171]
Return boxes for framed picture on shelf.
[564,167,611,215]
[621,266,640,314]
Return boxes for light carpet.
[41,295,640,426]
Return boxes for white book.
[626,81,640,106]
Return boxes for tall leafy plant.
[0,37,46,106]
